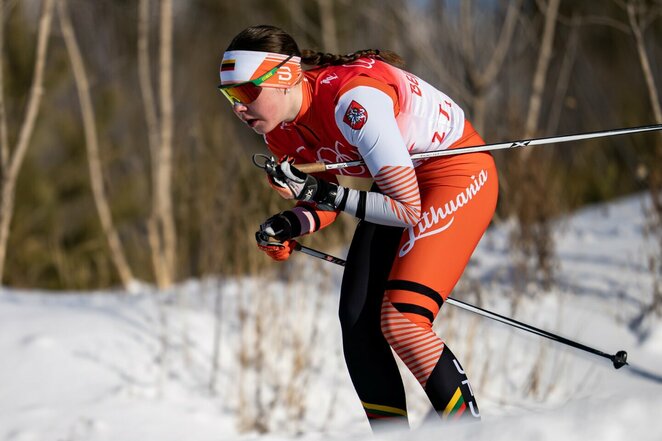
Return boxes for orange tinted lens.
[224,82,262,104]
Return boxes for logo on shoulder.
[343,100,368,130]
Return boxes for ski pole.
[280,123,662,174]
[293,242,629,370]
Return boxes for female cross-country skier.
[218,24,498,430]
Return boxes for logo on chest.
[343,100,368,130]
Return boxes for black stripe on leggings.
[392,302,435,322]
[386,279,444,308]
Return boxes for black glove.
[265,156,339,211]
[257,211,301,242]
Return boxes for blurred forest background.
[1,0,661,291]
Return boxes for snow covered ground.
[1,194,662,441]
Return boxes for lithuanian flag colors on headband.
[219,50,302,88]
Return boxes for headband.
[219,50,302,88]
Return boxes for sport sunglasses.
[218,55,294,105]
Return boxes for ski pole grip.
[295,162,327,174]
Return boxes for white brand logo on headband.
[277,66,293,82]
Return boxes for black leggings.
[339,220,479,430]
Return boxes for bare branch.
[613,0,629,12]
[581,15,630,33]
[626,0,662,124]
[547,14,581,135]
[388,2,472,102]
[476,0,523,89]
[640,4,661,29]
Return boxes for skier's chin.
[249,119,280,135]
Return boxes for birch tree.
[524,0,561,141]
[0,0,54,283]
[138,0,177,288]
[511,0,561,289]
[56,0,135,289]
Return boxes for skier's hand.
[265,156,339,211]
[258,212,295,242]
[255,219,297,261]
[255,213,298,261]
[256,236,296,261]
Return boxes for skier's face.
[231,87,290,135]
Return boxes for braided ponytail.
[301,48,405,68]
[225,25,405,69]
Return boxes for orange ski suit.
[265,58,498,427]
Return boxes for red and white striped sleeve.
[333,80,421,227]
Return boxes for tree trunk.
[524,0,561,141]
[511,0,561,290]
[157,0,177,288]
[138,0,177,289]
[317,0,339,53]
[0,0,55,283]
[57,0,135,289]
[138,0,168,287]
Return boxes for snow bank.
[1,194,662,441]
